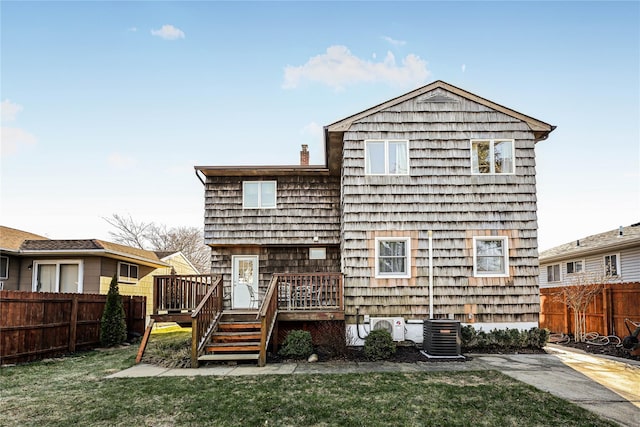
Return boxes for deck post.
[191,317,199,368]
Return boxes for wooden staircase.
[198,310,262,363]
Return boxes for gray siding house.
[196,80,555,343]
[539,223,640,288]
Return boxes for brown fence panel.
[0,290,146,365]
[540,282,640,337]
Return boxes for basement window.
[243,181,277,209]
[119,262,139,284]
[375,237,411,278]
[473,236,509,277]
[471,139,515,174]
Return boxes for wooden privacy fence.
[0,290,146,365]
[540,282,640,337]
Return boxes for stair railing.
[257,275,279,367]
[190,276,223,368]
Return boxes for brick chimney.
[300,144,309,165]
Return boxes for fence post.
[602,287,610,336]
[563,294,570,335]
[69,295,78,353]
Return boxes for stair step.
[212,331,261,342]
[218,322,261,331]
[199,353,260,361]
[206,342,261,352]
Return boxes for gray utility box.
[423,320,461,356]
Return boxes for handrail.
[190,276,222,367]
[257,275,279,366]
[153,274,213,314]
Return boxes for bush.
[279,330,314,360]
[461,326,550,352]
[100,275,127,347]
[364,329,396,361]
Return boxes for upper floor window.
[566,260,584,275]
[471,139,514,174]
[473,236,509,277]
[119,262,139,283]
[547,264,561,282]
[365,140,409,175]
[603,254,619,276]
[0,256,8,280]
[375,237,411,278]
[243,181,277,209]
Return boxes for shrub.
[100,275,127,347]
[364,329,396,361]
[527,327,550,349]
[461,326,550,352]
[279,330,314,360]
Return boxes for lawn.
[0,344,616,427]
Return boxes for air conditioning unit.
[370,317,405,341]
[423,320,461,357]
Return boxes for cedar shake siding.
[340,87,542,324]
[204,174,340,246]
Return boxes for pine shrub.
[100,275,127,347]
[279,330,314,360]
[364,329,396,361]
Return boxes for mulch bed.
[557,340,639,361]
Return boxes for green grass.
[0,345,616,427]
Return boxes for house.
[187,80,555,363]
[539,223,640,288]
[0,225,189,319]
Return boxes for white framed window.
[243,181,277,209]
[566,260,584,275]
[547,264,561,282]
[118,262,139,283]
[473,236,509,277]
[603,254,620,276]
[0,256,8,280]
[32,260,83,293]
[471,139,515,174]
[375,237,411,278]
[365,140,409,175]
[309,247,326,260]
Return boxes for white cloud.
[1,99,23,122]
[107,152,137,169]
[283,45,430,90]
[382,36,407,47]
[300,121,323,139]
[0,127,37,156]
[128,27,138,32]
[461,64,466,73]
[151,24,185,40]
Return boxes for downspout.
[428,230,434,319]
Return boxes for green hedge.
[461,326,550,351]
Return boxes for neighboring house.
[539,223,640,288]
[195,80,555,344]
[0,225,174,319]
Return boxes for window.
[309,247,326,260]
[365,140,409,175]
[603,254,619,276]
[473,236,509,277]
[566,260,584,275]
[32,260,83,293]
[243,181,277,208]
[0,256,8,280]
[375,237,411,278]
[471,139,515,174]
[119,262,139,283]
[547,264,561,282]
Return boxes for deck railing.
[191,276,223,367]
[154,274,214,314]
[257,275,280,367]
[275,273,343,311]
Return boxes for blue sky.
[1,1,638,251]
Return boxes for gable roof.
[0,226,49,253]
[540,223,640,263]
[19,239,169,268]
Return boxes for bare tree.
[104,214,210,273]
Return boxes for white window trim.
[31,260,84,293]
[118,261,139,284]
[374,237,411,279]
[470,139,516,175]
[242,180,277,209]
[472,236,510,278]
[603,253,621,277]
[547,263,561,283]
[0,255,8,280]
[364,139,410,176]
[565,259,585,275]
